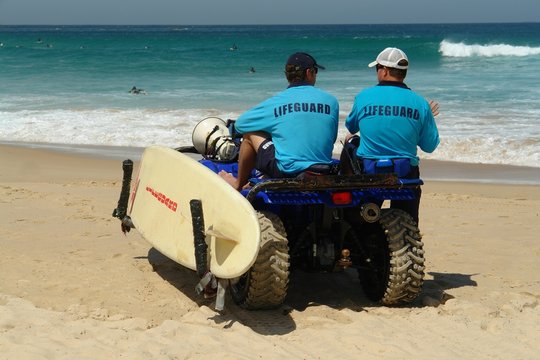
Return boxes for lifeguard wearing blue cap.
[218,51,339,191]
[286,52,326,71]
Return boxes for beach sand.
[1,144,539,359]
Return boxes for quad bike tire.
[230,211,290,309]
[356,208,425,305]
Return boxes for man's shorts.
[255,139,288,178]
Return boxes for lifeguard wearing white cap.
[368,47,409,70]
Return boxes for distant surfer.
[129,86,146,95]
[230,44,238,51]
[249,67,256,73]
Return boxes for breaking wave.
[439,40,540,57]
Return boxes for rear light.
[331,191,352,205]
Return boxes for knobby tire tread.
[232,211,290,309]
[378,209,425,305]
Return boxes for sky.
[0,0,539,25]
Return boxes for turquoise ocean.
[1,23,539,168]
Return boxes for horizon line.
[1,21,539,27]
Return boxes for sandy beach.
[1,143,539,359]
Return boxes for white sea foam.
[439,40,540,58]
[0,108,240,149]
[420,136,540,168]
[4,107,538,168]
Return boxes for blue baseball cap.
[286,52,325,71]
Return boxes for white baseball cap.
[368,47,409,70]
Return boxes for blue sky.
[0,0,538,25]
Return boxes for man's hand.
[429,100,440,117]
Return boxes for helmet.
[192,117,238,162]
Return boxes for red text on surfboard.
[145,186,178,212]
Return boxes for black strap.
[204,125,221,155]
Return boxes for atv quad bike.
[114,117,425,310]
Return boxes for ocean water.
[0,23,539,168]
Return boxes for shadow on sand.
[422,272,479,304]
[143,248,479,335]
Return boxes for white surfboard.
[128,146,261,279]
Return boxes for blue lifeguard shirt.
[235,85,339,174]
[345,81,439,166]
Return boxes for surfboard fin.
[205,227,239,244]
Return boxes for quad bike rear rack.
[243,173,423,203]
